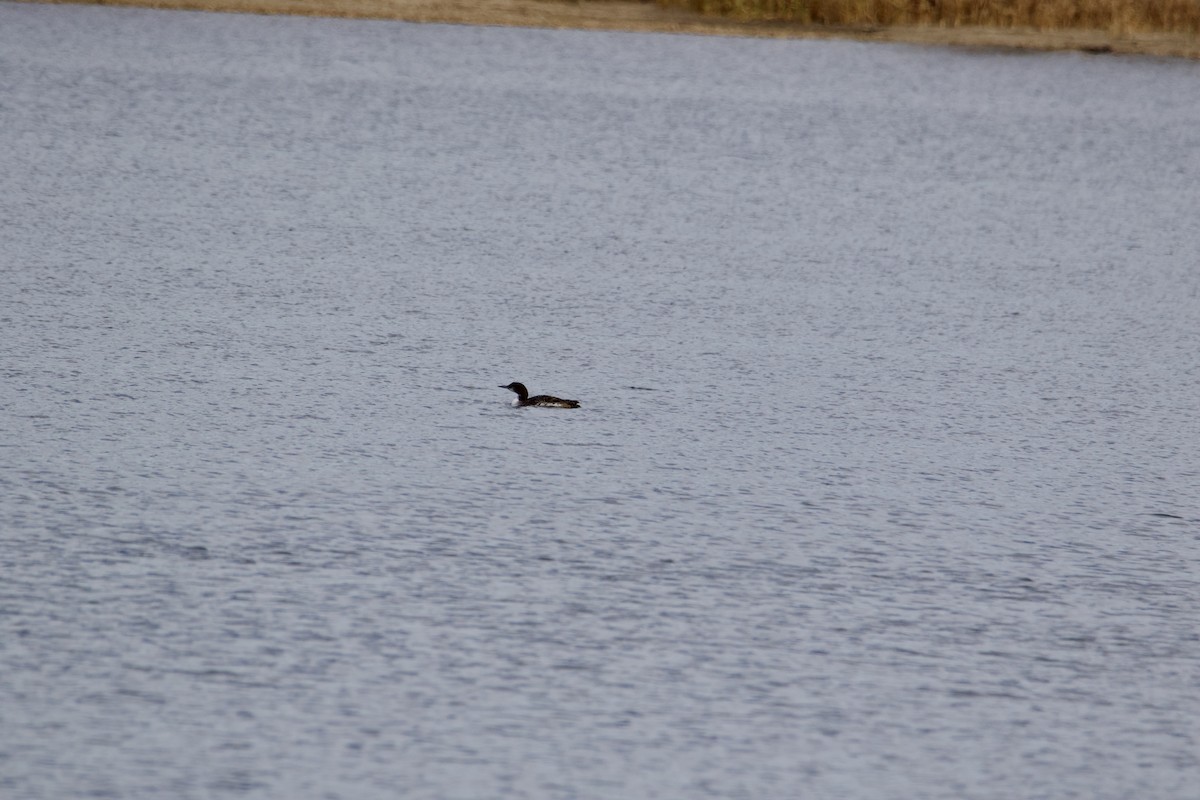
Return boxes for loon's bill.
[500,382,581,409]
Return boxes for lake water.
[2,3,1199,798]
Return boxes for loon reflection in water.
[500,382,581,409]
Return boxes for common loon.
[500,382,580,409]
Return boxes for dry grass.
[664,0,1200,35]
[26,0,1200,57]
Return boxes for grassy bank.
[664,0,1200,36]
[27,0,1200,57]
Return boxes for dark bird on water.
[499,382,581,409]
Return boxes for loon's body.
[500,382,580,409]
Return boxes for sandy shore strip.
[24,0,1200,58]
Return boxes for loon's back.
[524,394,580,409]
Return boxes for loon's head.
[500,382,529,401]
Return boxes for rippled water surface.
[3,4,1199,798]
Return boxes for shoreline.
[24,0,1200,58]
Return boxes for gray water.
[3,3,1200,798]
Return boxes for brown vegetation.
[28,0,1200,58]
[664,0,1200,35]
